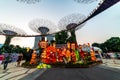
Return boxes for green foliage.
[55,30,77,44]
[0,44,14,53]
[92,43,101,47]
[104,37,120,52]
[92,37,120,52]
[55,31,68,44]
[0,44,27,54]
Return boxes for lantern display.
[65,49,71,63]
[45,45,57,64]
[38,41,48,48]
[90,50,97,61]
[67,42,71,49]
[30,50,37,64]
[71,43,75,50]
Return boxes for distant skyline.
[0,0,120,48]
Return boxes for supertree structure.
[16,0,41,4]
[74,0,98,4]
[58,13,86,43]
[29,19,58,35]
[0,23,26,45]
[29,19,58,49]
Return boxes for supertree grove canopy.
[0,23,26,36]
[58,13,86,43]
[29,19,59,48]
[0,23,26,45]
[29,19,59,35]
[58,13,86,31]
[0,0,119,37]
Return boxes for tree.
[92,37,120,52]
[55,31,68,44]
[104,37,120,52]
[92,43,101,47]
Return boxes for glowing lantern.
[38,41,47,48]
[71,43,75,50]
[67,42,71,49]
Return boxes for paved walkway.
[0,61,45,80]
[0,59,120,80]
[101,59,120,69]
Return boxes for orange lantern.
[90,50,97,61]
[71,43,75,50]
[30,50,37,64]
[40,41,47,48]
[67,42,70,49]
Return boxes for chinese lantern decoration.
[90,50,97,61]
[71,43,75,50]
[30,50,37,64]
[45,45,57,64]
[38,40,48,48]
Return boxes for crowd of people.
[0,53,23,70]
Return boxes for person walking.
[0,54,4,68]
[17,53,23,67]
[3,54,11,70]
[109,52,116,64]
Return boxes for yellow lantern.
[67,42,70,49]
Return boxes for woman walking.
[17,53,23,67]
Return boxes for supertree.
[29,19,58,35]
[0,23,26,45]
[16,0,41,4]
[74,0,98,4]
[29,19,58,49]
[58,13,86,43]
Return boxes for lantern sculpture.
[30,50,37,64]
[90,50,97,61]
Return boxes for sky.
[0,0,120,48]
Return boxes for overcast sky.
[0,0,120,48]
